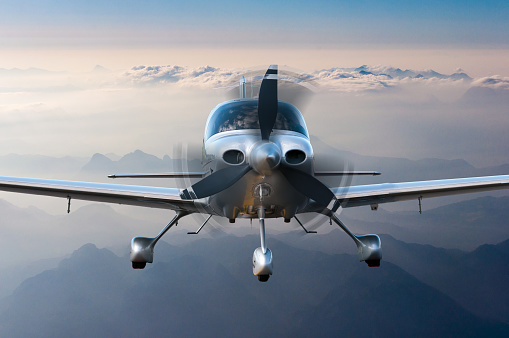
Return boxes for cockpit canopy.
[204,99,309,140]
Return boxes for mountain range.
[2,144,508,183]
[0,235,508,337]
[1,148,509,336]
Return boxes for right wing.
[0,176,202,212]
[332,175,509,208]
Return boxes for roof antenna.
[240,75,246,99]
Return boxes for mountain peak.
[91,65,110,73]
[81,153,115,173]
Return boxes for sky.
[0,1,508,74]
[1,1,508,48]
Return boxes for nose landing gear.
[253,208,273,282]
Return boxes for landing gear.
[329,212,382,266]
[253,208,273,282]
[130,211,189,269]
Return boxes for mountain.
[311,136,509,185]
[1,238,507,337]
[381,235,509,323]
[80,149,202,178]
[350,66,472,81]
[91,65,112,73]
[1,147,507,189]
[81,150,171,174]
[458,86,509,106]
[449,72,472,81]
[343,196,509,250]
[279,224,509,324]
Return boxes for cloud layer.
[121,64,485,94]
[471,75,509,90]
[124,65,241,88]
[2,64,506,95]
[1,64,508,167]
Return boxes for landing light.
[254,183,272,198]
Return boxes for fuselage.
[201,98,314,220]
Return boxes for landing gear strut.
[329,211,382,266]
[130,210,189,269]
[252,208,273,282]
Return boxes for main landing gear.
[129,208,380,279]
[328,212,382,267]
[130,211,189,269]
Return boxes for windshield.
[205,99,308,140]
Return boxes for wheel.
[132,261,147,269]
[257,274,270,282]
[366,260,380,267]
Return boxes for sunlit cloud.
[1,63,508,166]
[471,75,509,90]
[1,64,501,96]
[1,64,503,102]
[123,65,241,88]
[120,64,476,94]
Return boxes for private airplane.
[1,65,509,282]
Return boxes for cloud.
[309,65,473,93]
[1,63,509,171]
[471,75,509,90]
[311,68,394,93]
[123,65,241,88]
[121,64,477,94]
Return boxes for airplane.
[1,64,509,282]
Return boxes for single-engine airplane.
[1,65,509,282]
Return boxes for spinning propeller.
[180,65,338,209]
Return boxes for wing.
[0,176,201,212]
[332,175,509,208]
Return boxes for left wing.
[0,176,200,212]
[332,175,509,208]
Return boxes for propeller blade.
[180,165,251,199]
[258,65,278,140]
[280,166,336,208]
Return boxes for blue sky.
[1,0,508,48]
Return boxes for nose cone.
[250,141,282,175]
